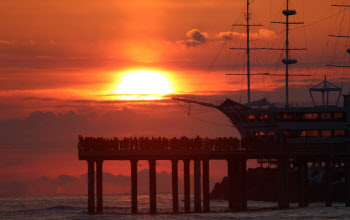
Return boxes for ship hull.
[217,99,350,152]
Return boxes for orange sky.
[0,0,350,196]
[0,0,349,108]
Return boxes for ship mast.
[285,0,290,107]
[271,0,305,107]
[247,0,251,104]
[227,0,268,104]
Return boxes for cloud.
[81,172,130,186]
[177,29,211,47]
[0,102,239,196]
[182,29,210,47]
[0,41,13,45]
[6,160,22,166]
[40,174,79,186]
[0,104,237,153]
[0,181,30,196]
[178,28,277,47]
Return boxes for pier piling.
[298,160,308,207]
[228,159,241,210]
[278,157,289,209]
[131,160,138,213]
[325,160,333,207]
[96,160,103,213]
[233,160,241,210]
[183,160,191,213]
[240,159,247,210]
[194,159,202,212]
[171,160,179,213]
[228,159,233,210]
[149,160,157,214]
[87,160,95,213]
[202,159,210,212]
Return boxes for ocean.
[1,194,350,219]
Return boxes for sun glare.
[115,70,174,100]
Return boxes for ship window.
[321,113,332,120]
[334,112,345,120]
[258,114,264,121]
[276,113,283,120]
[301,130,320,137]
[321,130,332,137]
[295,112,304,121]
[291,130,299,138]
[260,131,266,136]
[249,115,255,121]
[283,113,293,120]
[253,131,259,136]
[335,129,346,137]
[268,131,274,136]
[283,130,298,138]
[303,113,319,120]
[264,114,271,120]
[283,131,290,137]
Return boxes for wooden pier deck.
[77,136,350,214]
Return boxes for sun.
[115,70,174,100]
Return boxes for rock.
[210,166,346,202]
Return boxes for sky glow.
[0,0,350,196]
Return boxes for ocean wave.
[45,205,84,211]
[104,206,130,211]
[1,205,85,213]
[1,205,134,214]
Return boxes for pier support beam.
[278,157,289,209]
[240,159,247,210]
[228,159,241,210]
[228,159,234,210]
[325,160,333,207]
[345,160,350,207]
[96,160,103,213]
[183,160,191,213]
[233,160,241,210]
[149,160,157,214]
[171,160,179,213]
[194,159,202,212]
[298,160,308,207]
[87,160,95,213]
[202,159,210,212]
[131,160,138,213]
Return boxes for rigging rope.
[172,99,234,128]
[291,8,347,31]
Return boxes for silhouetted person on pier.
[78,135,244,152]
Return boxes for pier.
[78,136,350,214]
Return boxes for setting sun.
[115,70,174,100]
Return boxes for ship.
[175,0,350,153]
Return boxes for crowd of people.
[78,135,241,151]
